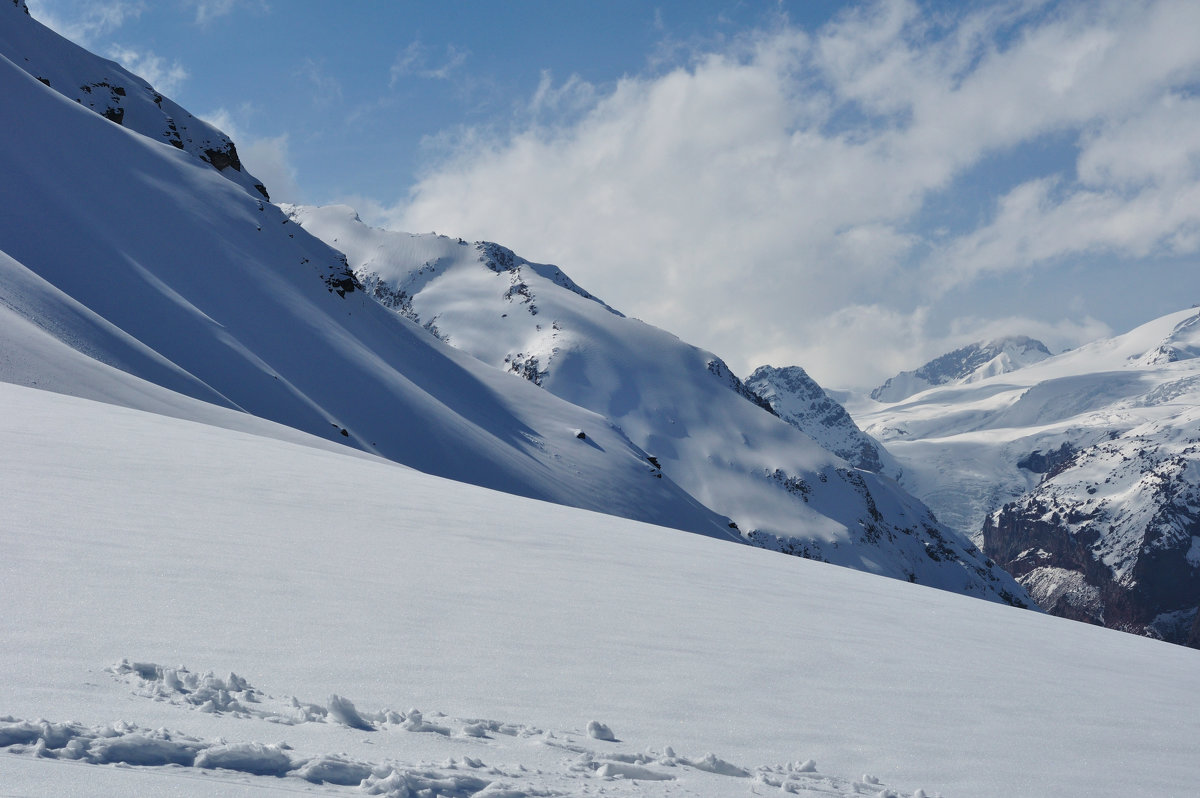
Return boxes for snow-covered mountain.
[0,7,730,538]
[746,365,895,475]
[871,335,1052,403]
[286,204,1025,603]
[0,2,1029,605]
[854,309,1200,646]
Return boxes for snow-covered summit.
[288,204,1029,604]
[746,364,894,476]
[871,335,1052,403]
[1137,306,1200,365]
[1,1,268,199]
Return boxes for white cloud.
[107,45,188,95]
[201,108,301,203]
[299,58,343,106]
[381,0,1200,388]
[389,41,469,87]
[188,0,234,25]
[201,107,241,140]
[240,134,301,203]
[26,0,145,46]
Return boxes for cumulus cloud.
[240,135,301,203]
[382,0,1200,388]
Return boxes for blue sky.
[26,0,1200,388]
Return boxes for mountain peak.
[747,365,891,474]
[871,335,1052,403]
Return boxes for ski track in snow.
[0,660,932,798]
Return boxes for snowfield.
[3,382,1199,797]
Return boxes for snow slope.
[0,26,729,538]
[3,381,1199,798]
[853,309,1200,645]
[286,204,1026,604]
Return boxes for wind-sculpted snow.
[288,204,1029,605]
[855,308,1200,647]
[0,2,268,199]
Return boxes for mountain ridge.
[287,203,1029,604]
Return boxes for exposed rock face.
[748,365,889,474]
[872,335,1051,403]
[3,3,269,200]
[984,427,1200,647]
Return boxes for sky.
[25,0,1200,390]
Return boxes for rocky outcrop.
[984,432,1200,647]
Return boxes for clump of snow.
[399,708,451,735]
[360,768,490,796]
[327,694,375,731]
[195,742,294,776]
[685,751,751,777]
[595,761,675,780]
[586,720,616,741]
[293,754,374,785]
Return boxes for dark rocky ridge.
[984,434,1200,648]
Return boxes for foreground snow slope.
[0,37,731,538]
[287,204,1026,604]
[3,381,1198,798]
